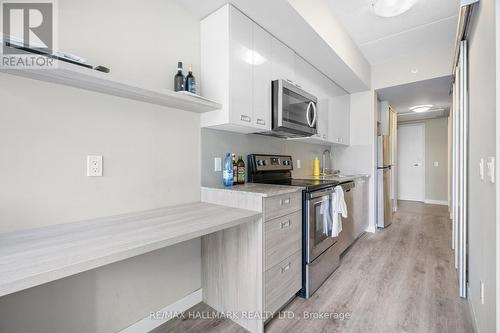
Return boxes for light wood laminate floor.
[152,201,474,333]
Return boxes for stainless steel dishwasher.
[336,181,355,255]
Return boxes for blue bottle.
[223,153,234,187]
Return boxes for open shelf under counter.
[0,57,222,113]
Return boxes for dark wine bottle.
[185,64,197,94]
[174,62,185,92]
[232,153,238,185]
[237,155,245,184]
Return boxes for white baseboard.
[120,288,203,333]
[365,225,376,233]
[424,199,449,206]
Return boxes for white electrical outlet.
[214,157,222,172]
[296,160,301,169]
[87,155,103,177]
[433,161,439,167]
[480,281,485,305]
[479,158,485,180]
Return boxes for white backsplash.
[201,128,332,187]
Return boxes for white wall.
[466,0,497,332]
[0,0,204,332]
[333,90,377,232]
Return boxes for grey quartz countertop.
[201,183,304,197]
[0,202,261,298]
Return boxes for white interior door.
[398,123,425,201]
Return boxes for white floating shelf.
[0,57,221,113]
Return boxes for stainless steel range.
[248,154,355,298]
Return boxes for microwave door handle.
[310,102,317,127]
[306,102,313,127]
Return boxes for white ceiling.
[327,0,460,65]
[376,75,452,120]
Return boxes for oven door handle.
[309,188,335,199]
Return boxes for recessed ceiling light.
[371,0,418,18]
[409,104,433,113]
[410,68,419,74]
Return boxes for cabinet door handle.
[280,220,291,229]
[240,115,251,122]
[256,118,266,125]
[280,198,290,206]
[281,262,291,273]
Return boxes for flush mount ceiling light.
[409,104,433,113]
[371,0,418,18]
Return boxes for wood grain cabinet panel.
[263,192,302,221]
[264,251,302,314]
[264,211,302,270]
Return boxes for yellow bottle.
[313,156,320,177]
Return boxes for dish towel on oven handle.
[320,195,332,235]
[331,185,348,237]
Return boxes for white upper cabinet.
[252,23,273,130]
[200,4,271,133]
[271,37,295,83]
[294,55,315,94]
[316,98,329,141]
[229,7,253,127]
[200,4,349,141]
[328,93,350,145]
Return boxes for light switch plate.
[296,159,301,169]
[433,161,439,167]
[479,158,484,180]
[487,157,495,183]
[87,155,103,177]
[214,157,222,172]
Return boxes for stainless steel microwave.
[268,79,318,138]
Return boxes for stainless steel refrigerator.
[377,135,393,228]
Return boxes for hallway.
[156,201,474,332]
